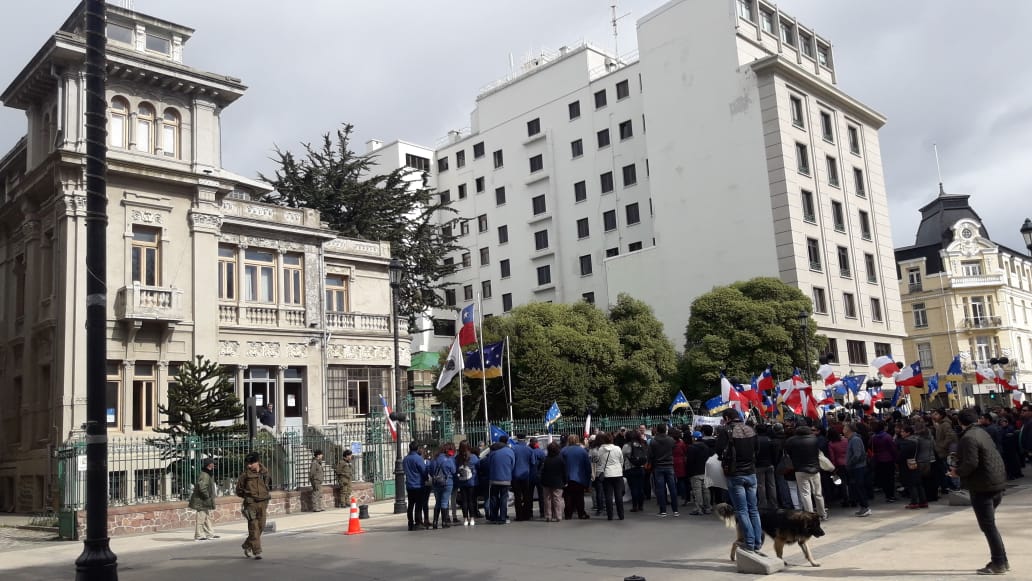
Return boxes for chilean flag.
[1013,391,1026,408]
[458,303,477,347]
[757,367,775,391]
[1001,372,1018,391]
[872,355,898,377]
[380,394,398,441]
[817,363,839,387]
[895,361,924,388]
[975,366,996,384]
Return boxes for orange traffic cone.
[344,496,364,535]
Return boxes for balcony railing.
[951,273,1005,288]
[962,316,1002,329]
[326,312,392,333]
[218,303,307,328]
[115,283,184,322]
[908,282,923,292]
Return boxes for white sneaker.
[469,519,475,527]
[463,519,470,527]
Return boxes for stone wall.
[67,482,374,539]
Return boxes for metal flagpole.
[505,335,514,426]
[476,293,489,430]
[457,339,465,435]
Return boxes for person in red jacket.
[672,428,689,505]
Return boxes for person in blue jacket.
[486,435,516,523]
[561,434,593,519]
[428,442,457,529]
[454,440,480,526]
[530,439,547,519]
[402,442,428,531]
[511,434,536,521]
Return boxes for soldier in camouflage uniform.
[335,450,354,508]
[236,452,271,560]
[310,450,326,512]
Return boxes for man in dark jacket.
[686,432,713,515]
[403,442,428,531]
[715,409,761,553]
[648,424,679,516]
[753,424,777,510]
[784,425,826,519]
[561,435,592,519]
[189,458,218,540]
[951,409,1009,575]
[486,436,516,524]
[511,435,535,521]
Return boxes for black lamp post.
[1021,218,1032,255]
[388,258,406,515]
[798,310,812,382]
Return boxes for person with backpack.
[715,409,761,553]
[428,442,456,529]
[622,431,648,512]
[454,441,479,526]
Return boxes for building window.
[831,200,845,232]
[107,22,133,44]
[463,285,473,301]
[619,119,633,140]
[132,362,156,431]
[500,259,511,278]
[532,194,547,215]
[326,274,348,312]
[846,340,868,365]
[537,265,552,286]
[131,226,161,286]
[443,256,454,268]
[870,297,883,322]
[580,255,593,276]
[917,342,933,368]
[434,319,457,337]
[616,79,630,100]
[859,210,872,240]
[281,253,304,305]
[626,202,641,225]
[796,142,810,174]
[460,220,470,236]
[495,187,506,205]
[456,150,466,168]
[569,101,581,120]
[458,184,467,199]
[243,250,275,303]
[826,156,840,187]
[606,247,619,257]
[475,176,484,193]
[820,111,834,142]
[105,361,120,428]
[597,128,611,148]
[843,293,857,318]
[812,287,828,314]
[780,21,796,46]
[498,225,508,244]
[801,190,816,222]
[534,230,549,250]
[161,109,180,158]
[502,293,513,312]
[527,118,541,137]
[865,253,877,283]
[622,164,637,187]
[854,168,866,197]
[594,89,607,109]
[874,342,892,358]
[217,245,236,300]
[479,247,490,266]
[482,280,492,299]
[790,96,805,128]
[146,32,170,54]
[848,126,861,155]
[827,338,839,361]
[437,157,449,172]
[908,268,922,292]
[577,218,590,239]
[799,31,814,58]
[628,241,643,252]
[461,252,471,268]
[837,246,851,278]
[444,288,457,307]
[737,0,754,20]
[529,154,544,173]
[913,302,928,328]
[600,171,614,193]
[603,210,617,232]
[493,149,504,168]
[574,180,587,202]
[478,214,488,232]
[440,190,451,204]
[571,139,583,158]
[806,238,822,271]
[582,292,595,305]
[473,142,485,158]
[109,97,129,148]
[760,9,774,34]
[405,154,430,172]
[961,260,983,276]
[136,102,155,153]
[817,43,832,68]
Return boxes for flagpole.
[505,335,514,426]
[457,346,466,436]
[476,292,489,430]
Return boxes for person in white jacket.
[597,433,626,520]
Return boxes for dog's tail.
[713,502,737,529]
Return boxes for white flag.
[435,336,464,390]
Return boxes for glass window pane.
[245,249,274,262]
[162,124,176,156]
[245,265,257,300]
[110,116,125,147]
[261,267,274,302]
[136,120,150,152]
[145,247,157,285]
[131,247,141,282]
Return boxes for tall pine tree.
[259,124,462,317]
[155,355,245,442]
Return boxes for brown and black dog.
[714,502,825,567]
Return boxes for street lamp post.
[1021,218,1032,255]
[388,258,406,515]
[798,310,812,383]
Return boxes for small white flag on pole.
[436,336,464,390]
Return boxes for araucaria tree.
[260,124,462,317]
[608,293,678,411]
[155,355,245,442]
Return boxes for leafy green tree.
[608,293,678,411]
[683,277,826,396]
[155,355,245,441]
[259,124,462,316]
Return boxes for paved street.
[0,526,58,552]
[1,480,1029,581]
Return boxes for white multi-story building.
[405,0,906,379]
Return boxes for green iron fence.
[455,413,695,447]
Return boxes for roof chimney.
[365,139,383,153]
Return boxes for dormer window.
[136,103,155,153]
[161,109,180,158]
[107,22,133,45]
[109,97,129,148]
[146,33,171,55]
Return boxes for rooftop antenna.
[610,2,631,59]
[933,143,945,196]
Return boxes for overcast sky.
[2,1,1031,252]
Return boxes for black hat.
[245,452,261,465]
[203,458,215,467]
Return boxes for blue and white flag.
[489,424,509,443]
[670,390,690,413]
[545,401,562,428]
[946,355,963,378]
[945,381,954,395]
[927,373,940,395]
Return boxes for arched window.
[136,102,155,153]
[161,108,179,158]
[109,97,129,148]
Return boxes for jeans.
[603,476,625,520]
[775,471,793,508]
[653,467,678,513]
[625,467,645,509]
[689,475,710,512]
[795,471,826,517]
[727,474,762,550]
[755,466,777,509]
[592,477,604,512]
[971,491,1007,567]
[847,466,869,509]
[433,483,453,509]
[489,484,510,522]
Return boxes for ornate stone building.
[0,3,406,512]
